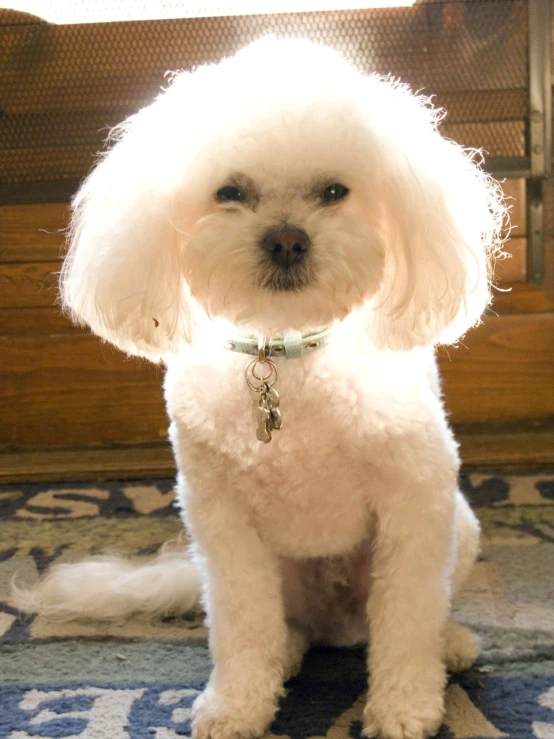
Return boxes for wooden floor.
[1,421,553,483]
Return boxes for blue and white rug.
[2,471,554,738]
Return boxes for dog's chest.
[241,423,372,557]
[166,346,436,557]
[167,351,393,557]
[235,369,379,556]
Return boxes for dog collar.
[225,328,330,445]
[223,327,330,360]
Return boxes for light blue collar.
[224,327,330,359]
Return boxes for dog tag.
[266,385,282,430]
[245,342,282,443]
[256,399,272,443]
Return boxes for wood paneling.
[0,306,79,335]
[495,237,527,283]
[490,283,554,315]
[493,178,527,284]
[0,177,528,264]
[438,313,554,424]
[0,261,60,308]
[0,334,167,447]
[1,193,552,457]
[501,178,526,236]
[0,201,535,320]
[1,314,553,449]
[0,203,67,262]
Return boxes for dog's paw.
[192,685,277,739]
[363,688,444,739]
[443,621,480,673]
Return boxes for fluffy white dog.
[17,38,506,739]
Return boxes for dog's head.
[62,37,505,359]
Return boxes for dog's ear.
[61,82,200,361]
[366,80,505,350]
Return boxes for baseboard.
[1,421,553,483]
[0,442,175,484]
[455,420,554,470]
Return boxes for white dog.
[16,38,506,739]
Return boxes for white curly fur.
[14,37,506,739]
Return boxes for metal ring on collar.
[245,357,278,390]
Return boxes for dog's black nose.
[261,226,310,268]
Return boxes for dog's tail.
[11,550,202,621]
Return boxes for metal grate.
[0,0,532,193]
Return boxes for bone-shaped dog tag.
[270,407,282,430]
[245,348,281,443]
[256,401,272,443]
[266,385,282,430]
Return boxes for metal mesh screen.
[0,0,530,190]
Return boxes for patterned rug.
[2,471,554,739]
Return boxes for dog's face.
[61,38,504,358]
[178,103,385,335]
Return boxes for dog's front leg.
[363,476,455,739]
[186,483,287,739]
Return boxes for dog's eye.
[321,183,349,203]
[216,186,245,203]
